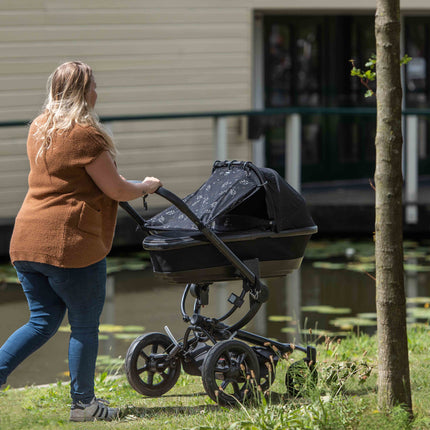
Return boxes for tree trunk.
[374,0,412,413]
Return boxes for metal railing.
[1,106,427,224]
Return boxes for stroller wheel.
[201,340,260,406]
[125,332,181,397]
[285,358,318,397]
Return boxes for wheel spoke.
[222,353,232,367]
[214,364,229,373]
[220,380,230,390]
[159,370,169,381]
[139,350,149,361]
[232,381,241,395]
[152,343,159,354]
[236,352,246,365]
[137,364,148,375]
[147,372,154,386]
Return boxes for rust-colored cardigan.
[10,116,118,268]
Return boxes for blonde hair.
[33,61,117,161]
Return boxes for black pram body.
[143,161,317,283]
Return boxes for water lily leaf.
[268,315,293,322]
[346,263,375,273]
[0,264,20,284]
[302,305,351,314]
[313,262,346,270]
[407,307,430,319]
[121,325,147,332]
[300,328,350,337]
[357,312,377,319]
[99,324,145,333]
[113,333,143,340]
[404,264,430,272]
[406,297,430,304]
[280,327,298,334]
[330,317,377,329]
[106,256,149,274]
[1,276,20,284]
[58,324,145,334]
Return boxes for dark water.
[1,253,429,388]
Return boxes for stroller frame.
[120,162,317,405]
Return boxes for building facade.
[1,1,430,251]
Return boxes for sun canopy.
[145,161,315,233]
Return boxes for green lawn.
[0,325,429,430]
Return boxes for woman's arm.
[85,150,162,201]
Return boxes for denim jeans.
[0,258,106,403]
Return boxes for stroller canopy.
[145,161,315,233]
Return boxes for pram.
[120,160,318,405]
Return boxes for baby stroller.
[120,160,318,405]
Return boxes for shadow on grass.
[121,391,289,419]
[121,403,219,419]
[152,391,207,398]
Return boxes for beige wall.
[0,1,254,218]
[1,0,430,219]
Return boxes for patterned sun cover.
[145,161,315,233]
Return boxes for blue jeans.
[0,259,106,403]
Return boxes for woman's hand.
[142,177,162,194]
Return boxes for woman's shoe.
[69,397,120,422]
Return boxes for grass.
[0,325,430,430]
[1,324,429,430]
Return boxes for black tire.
[285,359,318,397]
[125,332,181,397]
[201,340,260,406]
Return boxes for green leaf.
[301,305,352,314]
[268,315,293,322]
[401,54,412,65]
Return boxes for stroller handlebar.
[120,186,269,302]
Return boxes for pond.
[0,239,429,388]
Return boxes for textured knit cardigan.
[10,116,118,268]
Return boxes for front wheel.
[125,332,181,397]
[201,340,260,406]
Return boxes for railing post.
[213,116,228,161]
[285,113,302,192]
[251,12,265,168]
[405,114,419,224]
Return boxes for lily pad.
[113,333,143,340]
[330,317,377,330]
[280,327,300,334]
[302,305,351,315]
[268,315,293,322]
[58,324,145,334]
[407,307,430,319]
[406,297,430,304]
[357,312,377,319]
[404,264,430,272]
[346,263,375,273]
[312,262,346,270]
[106,256,149,274]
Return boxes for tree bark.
[375,0,412,413]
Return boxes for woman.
[0,61,161,421]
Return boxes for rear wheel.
[201,340,260,406]
[285,359,318,397]
[125,332,181,397]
